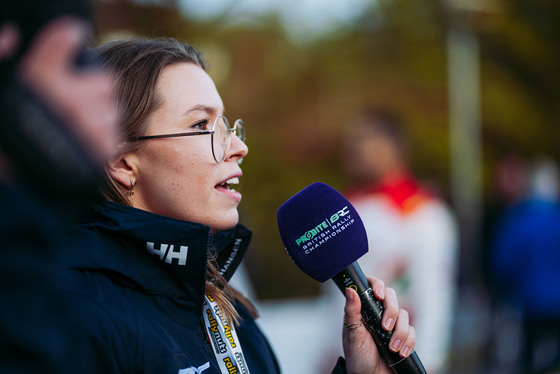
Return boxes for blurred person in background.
[491,158,560,373]
[0,1,117,372]
[336,107,458,373]
[480,153,531,371]
[482,153,530,283]
[57,37,418,374]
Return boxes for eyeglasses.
[130,115,245,164]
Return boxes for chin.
[209,211,239,233]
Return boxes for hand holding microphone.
[343,277,416,374]
[277,182,426,374]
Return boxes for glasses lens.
[212,116,230,163]
[234,119,245,143]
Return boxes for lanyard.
[203,295,251,374]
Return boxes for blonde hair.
[91,37,255,324]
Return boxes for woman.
[59,37,416,374]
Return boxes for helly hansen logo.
[146,242,188,266]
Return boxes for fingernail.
[345,288,353,302]
[391,339,401,352]
[384,318,394,330]
[401,346,411,357]
[377,287,385,299]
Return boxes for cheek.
[153,142,202,174]
[135,141,233,225]
[138,145,205,198]
[167,154,211,198]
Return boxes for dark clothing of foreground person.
[59,200,281,373]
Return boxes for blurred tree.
[479,0,560,163]
[91,0,560,299]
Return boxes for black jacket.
[58,200,280,373]
[0,182,71,374]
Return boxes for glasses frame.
[130,115,245,164]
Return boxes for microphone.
[277,182,426,374]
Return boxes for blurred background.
[91,0,560,372]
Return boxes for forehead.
[155,62,224,114]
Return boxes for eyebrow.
[185,105,226,116]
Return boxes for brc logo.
[146,242,188,266]
[295,206,350,246]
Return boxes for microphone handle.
[332,262,426,374]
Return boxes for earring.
[126,179,135,196]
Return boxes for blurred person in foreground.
[337,108,458,373]
[491,158,560,373]
[57,37,418,374]
[0,1,117,372]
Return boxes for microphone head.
[277,182,368,282]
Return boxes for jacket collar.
[64,200,252,302]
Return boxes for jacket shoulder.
[61,273,131,373]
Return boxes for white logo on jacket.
[146,242,188,265]
[178,362,210,374]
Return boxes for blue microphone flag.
[276,182,368,282]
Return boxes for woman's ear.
[108,152,137,190]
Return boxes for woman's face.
[129,62,248,231]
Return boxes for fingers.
[367,276,386,300]
[389,309,416,358]
[18,17,88,85]
[400,325,416,358]
[13,16,117,165]
[366,276,415,358]
[382,287,398,331]
[0,23,20,60]
[367,277,398,332]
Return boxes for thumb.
[344,287,363,328]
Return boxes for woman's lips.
[215,177,242,202]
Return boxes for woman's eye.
[192,119,210,130]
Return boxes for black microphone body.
[332,262,426,374]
